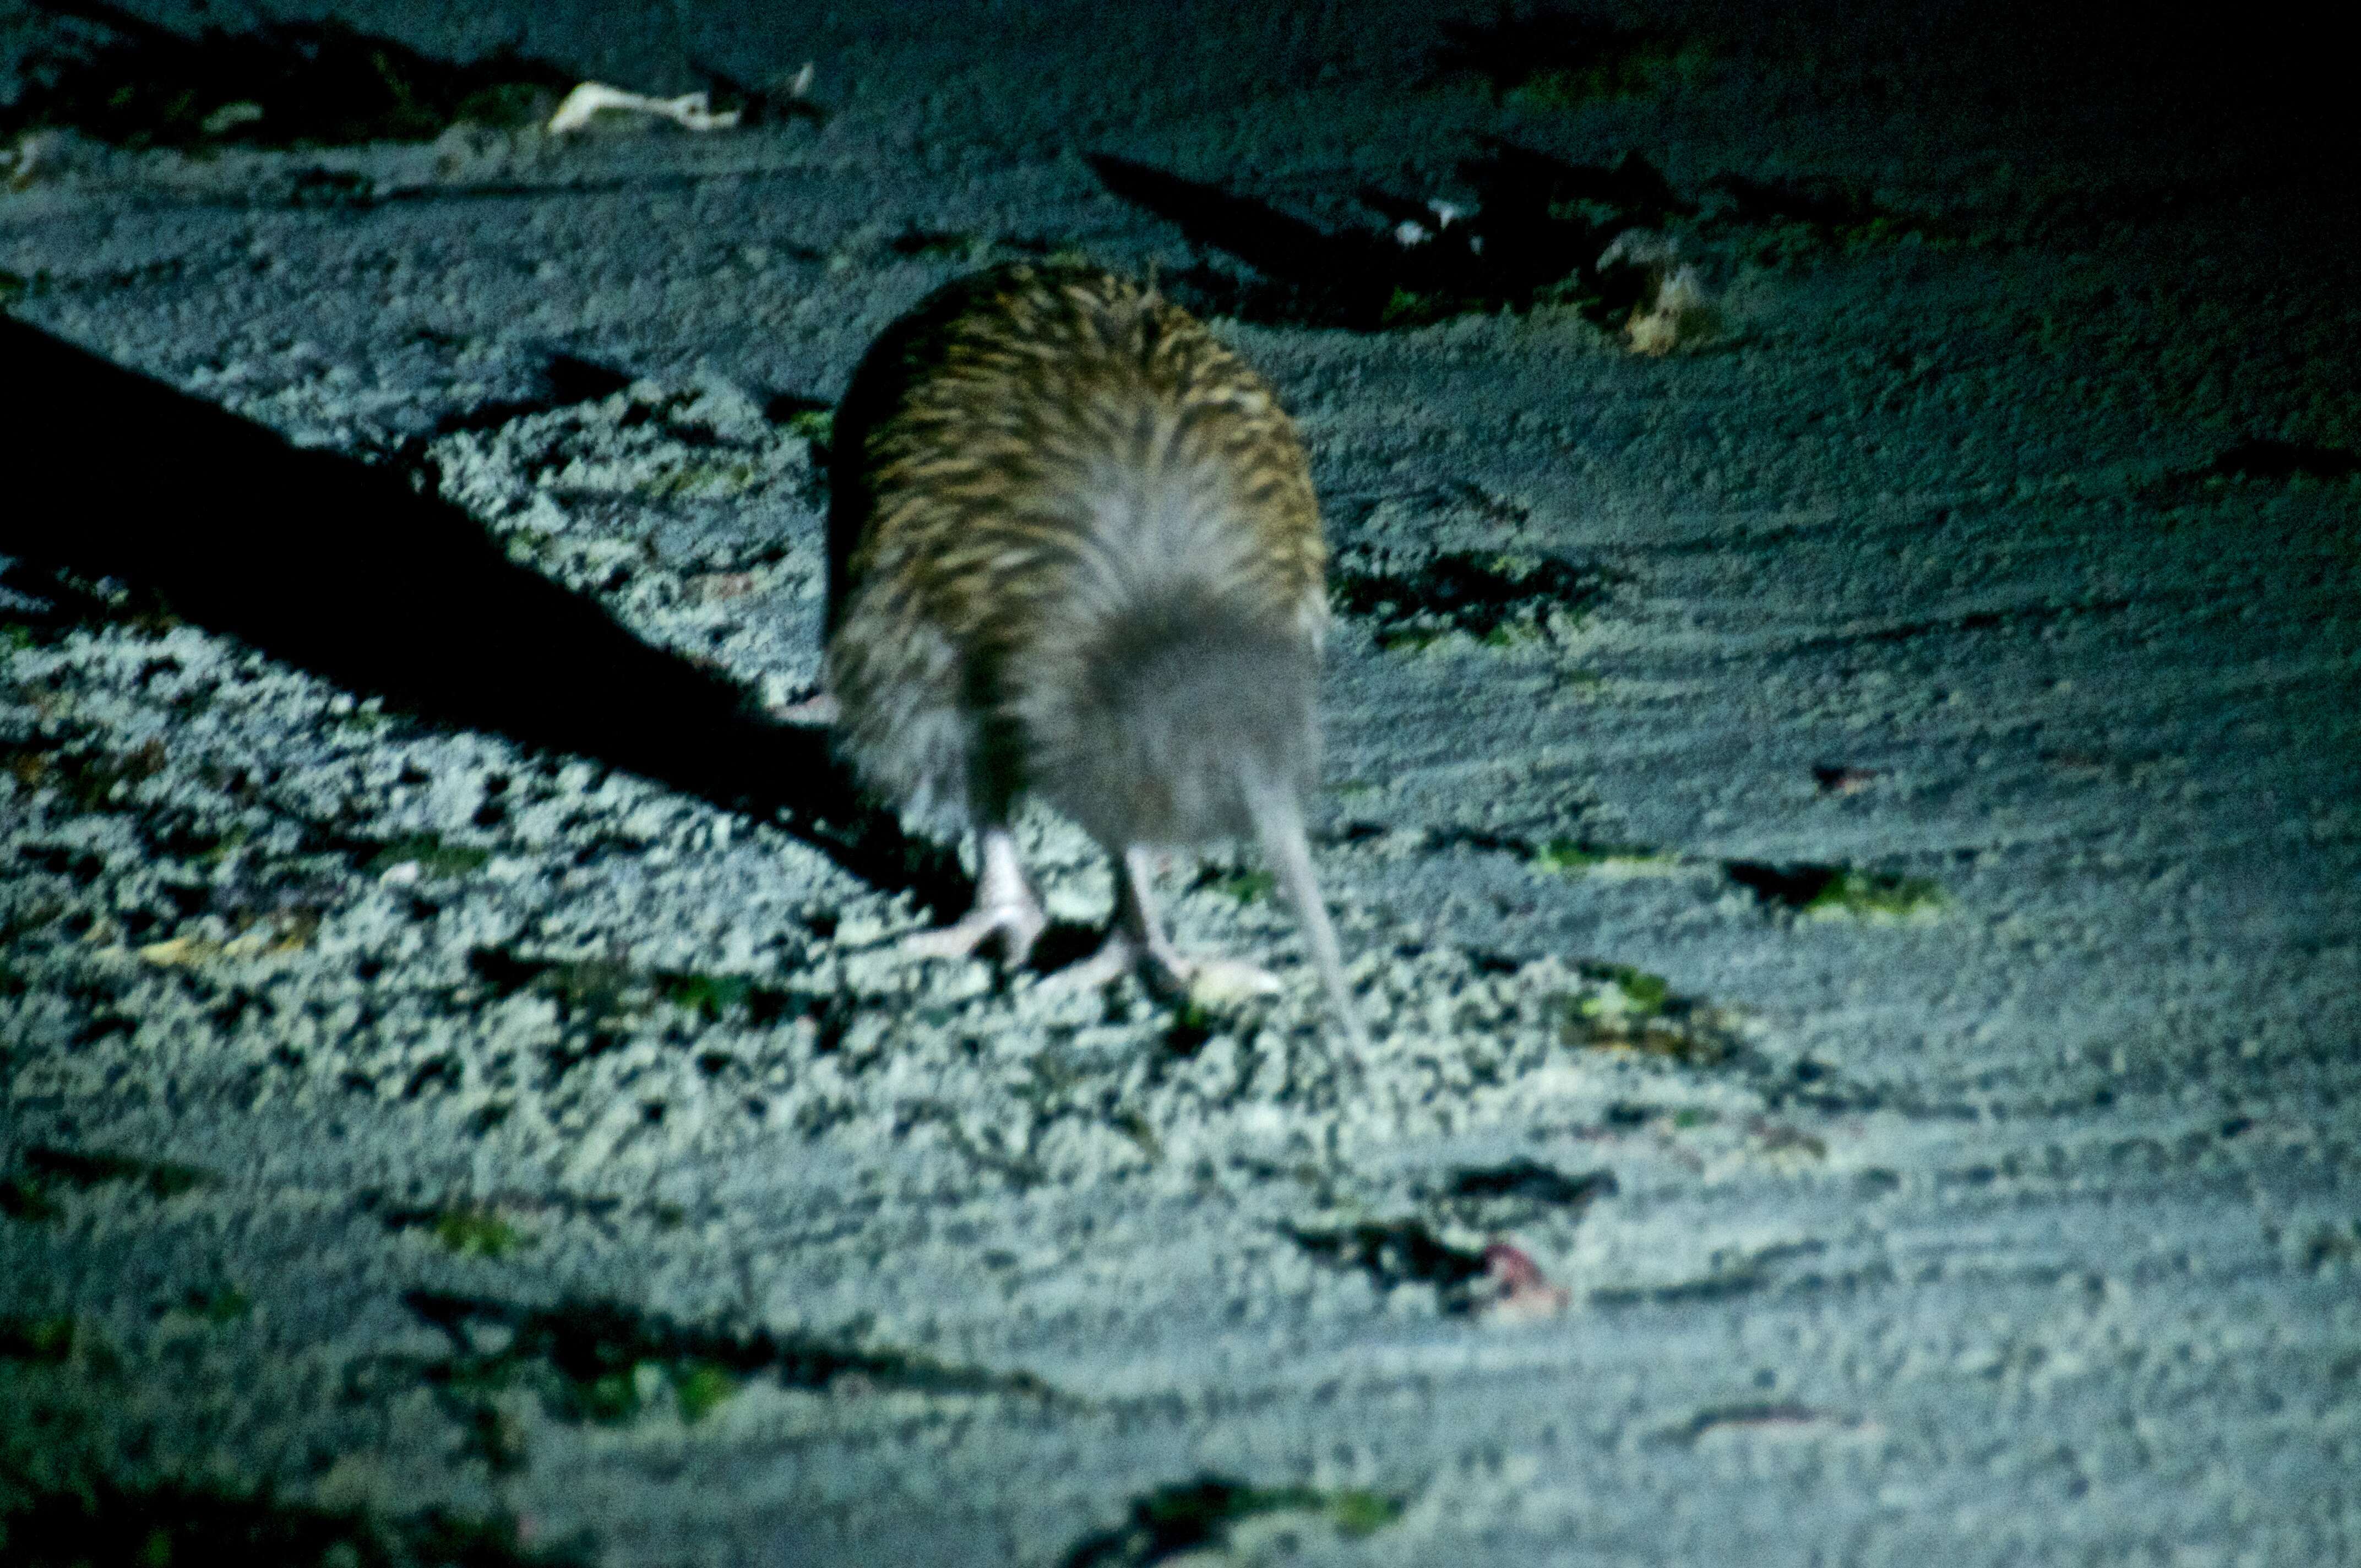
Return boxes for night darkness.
[2,3,2355,1565]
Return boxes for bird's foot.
[901,825,1045,966]
[901,892,1048,967]
[1163,954,1285,1004]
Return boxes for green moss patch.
[1426,825,1683,879]
[1060,1476,1402,1567]
[381,1204,533,1259]
[1573,960,1669,1016]
[653,970,761,1022]
[1807,870,1944,919]
[1162,1000,1217,1057]
[1724,861,1945,921]
[781,407,834,445]
[1560,962,1739,1066]
[434,1209,526,1265]
[1194,866,1277,905]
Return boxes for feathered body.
[824,263,1361,1042]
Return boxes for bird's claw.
[901,895,1047,967]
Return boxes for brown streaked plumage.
[824,262,1363,1046]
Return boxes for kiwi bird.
[824,262,1365,1047]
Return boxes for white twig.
[547,82,742,135]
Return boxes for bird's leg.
[1052,845,1281,1001]
[902,824,1047,965]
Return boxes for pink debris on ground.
[1480,1240,1571,1322]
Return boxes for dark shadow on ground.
[0,318,958,908]
[1087,152,1396,326]
[427,352,634,435]
[1089,144,1677,331]
[0,1474,582,1568]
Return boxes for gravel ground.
[2,3,2356,1564]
